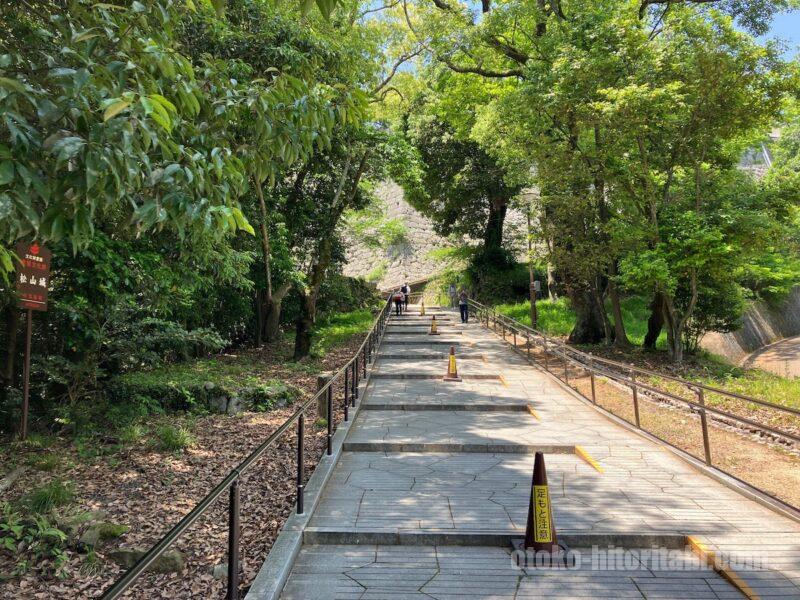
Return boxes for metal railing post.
[631,370,641,427]
[697,388,712,465]
[362,345,367,378]
[590,358,597,404]
[296,414,305,514]
[526,331,530,361]
[563,350,569,385]
[352,361,358,406]
[343,367,349,421]
[226,479,240,600]
[326,385,333,456]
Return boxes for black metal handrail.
[101,295,394,600]
[469,299,800,512]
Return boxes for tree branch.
[443,58,523,78]
[372,48,423,95]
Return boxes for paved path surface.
[744,335,800,379]
[270,306,800,599]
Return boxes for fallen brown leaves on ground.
[0,334,366,599]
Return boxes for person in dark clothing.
[401,282,411,310]
[393,290,403,315]
[458,289,469,323]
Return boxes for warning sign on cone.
[443,345,462,382]
[428,315,440,335]
[512,451,573,567]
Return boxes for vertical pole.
[343,368,349,422]
[362,345,367,378]
[590,358,597,404]
[526,332,531,362]
[563,350,569,385]
[227,479,240,600]
[19,309,32,441]
[326,385,333,456]
[352,361,358,405]
[513,329,516,349]
[631,370,641,428]
[296,414,305,514]
[697,388,712,465]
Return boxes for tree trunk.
[643,292,664,350]
[568,288,606,344]
[2,306,18,386]
[546,262,557,300]
[607,262,630,347]
[294,290,315,361]
[264,282,292,342]
[482,197,507,258]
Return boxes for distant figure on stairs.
[449,283,457,309]
[401,282,411,311]
[458,288,469,323]
[393,290,404,316]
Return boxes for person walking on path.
[393,289,404,316]
[458,288,469,323]
[401,282,411,311]
[448,283,457,309]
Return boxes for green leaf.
[0,161,13,186]
[232,207,255,235]
[103,100,131,122]
[0,77,26,94]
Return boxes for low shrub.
[20,480,74,514]
[152,424,196,453]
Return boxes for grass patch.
[495,296,667,347]
[312,308,376,357]
[151,423,196,453]
[21,480,74,513]
[495,298,576,337]
[28,454,60,472]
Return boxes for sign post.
[14,241,51,440]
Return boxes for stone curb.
[301,528,687,550]
[362,403,529,412]
[370,373,499,380]
[341,442,575,454]
[382,340,463,345]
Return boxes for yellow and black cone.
[513,451,572,567]
[428,315,440,335]
[443,345,462,382]
[420,302,425,316]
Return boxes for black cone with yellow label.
[524,451,560,553]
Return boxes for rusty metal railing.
[469,299,800,512]
[101,295,394,600]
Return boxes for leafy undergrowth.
[311,307,378,357]
[0,327,371,599]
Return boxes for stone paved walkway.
[269,306,800,599]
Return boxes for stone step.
[342,442,574,454]
[301,529,687,549]
[370,373,499,380]
[362,403,528,412]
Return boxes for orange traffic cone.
[443,345,462,382]
[513,451,572,567]
[428,315,439,335]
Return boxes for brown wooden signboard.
[15,241,51,311]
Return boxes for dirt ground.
[0,335,366,599]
